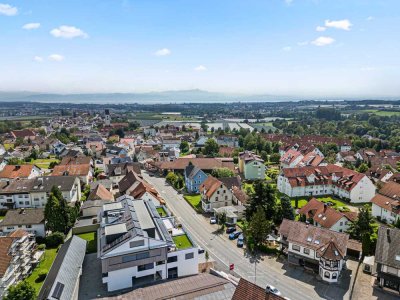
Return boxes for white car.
[210,217,217,224]
[266,285,282,296]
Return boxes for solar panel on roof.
[52,282,64,299]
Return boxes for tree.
[269,153,281,164]
[4,281,36,300]
[132,154,138,162]
[246,206,272,249]
[347,205,375,255]
[179,141,190,153]
[357,163,369,173]
[245,181,277,221]
[166,172,178,186]
[218,212,226,230]
[44,186,70,233]
[203,138,219,156]
[280,196,295,221]
[211,167,234,178]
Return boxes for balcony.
[320,260,340,271]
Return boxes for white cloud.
[325,19,352,31]
[50,25,88,39]
[0,3,18,16]
[34,56,43,62]
[366,16,374,21]
[297,41,308,46]
[154,48,171,56]
[48,54,65,61]
[194,65,207,72]
[23,23,41,30]
[282,46,291,52]
[311,36,335,46]
[316,26,326,32]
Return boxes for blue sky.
[0,0,399,97]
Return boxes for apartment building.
[0,230,38,298]
[98,196,198,292]
[238,151,266,180]
[277,164,376,203]
[0,208,45,237]
[0,176,81,209]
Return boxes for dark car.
[226,227,236,234]
[229,231,242,240]
[237,234,244,247]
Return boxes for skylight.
[314,240,320,245]
[307,236,312,242]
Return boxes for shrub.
[45,232,65,248]
[37,272,47,282]
[37,244,46,251]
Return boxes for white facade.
[1,223,45,237]
[277,174,375,203]
[372,203,399,224]
[201,184,234,213]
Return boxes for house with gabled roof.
[0,164,41,181]
[200,176,234,212]
[238,151,266,180]
[278,219,349,283]
[298,198,356,233]
[371,181,400,224]
[277,164,376,203]
[184,164,208,193]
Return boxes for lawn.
[29,158,59,169]
[25,248,58,295]
[236,220,247,229]
[76,232,97,253]
[3,143,14,150]
[183,194,203,213]
[243,182,254,194]
[0,216,4,221]
[289,196,349,211]
[156,207,168,217]
[290,199,309,209]
[172,234,193,249]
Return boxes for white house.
[371,182,400,224]
[199,176,234,212]
[279,219,349,283]
[277,164,376,203]
[0,208,46,237]
[98,197,198,292]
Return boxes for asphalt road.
[142,172,351,300]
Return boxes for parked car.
[226,227,236,234]
[198,246,205,254]
[210,216,217,224]
[229,231,242,240]
[266,285,281,296]
[237,234,244,247]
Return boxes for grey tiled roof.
[375,226,400,269]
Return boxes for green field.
[184,194,203,213]
[25,248,58,295]
[76,232,97,253]
[290,199,309,209]
[351,109,400,117]
[29,158,59,169]
[172,234,193,249]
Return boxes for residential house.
[135,146,159,162]
[374,226,400,294]
[106,162,141,185]
[101,145,128,158]
[277,164,376,203]
[87,184,114,201]
[238,151,266,180]
[98,197,198,291]
[371,182,400,224]
[298,198,356,232]
[0,230,38,298]
[158,147,180,162]
[367,167,394,184]
[0,208,45,237]
[52,164,92,184]
[232,278,285,300]
[37,235,87,300]
[232,186,249,206]
[10,129,36,141]
[280,149,304,169]
[278,219,349,283]
[0,165,41,181]
[161,136,181,150]
[60,156,92,166]
[0,176,81,209]
[184,165,208,193]
[216,135,239,147]
[158,157,235,174]
[200,176,234,212]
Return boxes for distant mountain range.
[0,90,397,104]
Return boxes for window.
[332,273,337,279]
[185,252,194,260]
[324,272,330,279]
[292,244,300,252]
[138,263,154,271]
[167,256,178,263]
[156,260,165,266]
[122,255,136,263]
[215,197,218,201]
[26,225,32,228]
[303,248,310,255]
[136,252,150,260]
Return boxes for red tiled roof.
[200,176,223,198]
[0,165,35,179]
[11,129,35,138]
[87,184,114,201]
[0,237,13,277]
[158,157,235,171]
[379,182,400,200]
[232,278,285,300]
[52,164,90,177]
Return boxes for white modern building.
[98,196,198,292]
[277,164,376,203]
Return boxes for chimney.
[387,228,391,243]
[324,203,328,213]
[38,177,44,186]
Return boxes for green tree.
[280,196,295,221]
[179,141,190,153]
[246,206,272,249]
[357,163,369,173]
[211,167,234,178]
[203,138,219,156]
[44,186,70,233]
[245,181,277,221]
[269,153,281,163]
[218,212,226,230]
[347,205,375,255]
[166,172,178,186]
[4,281,36,300]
